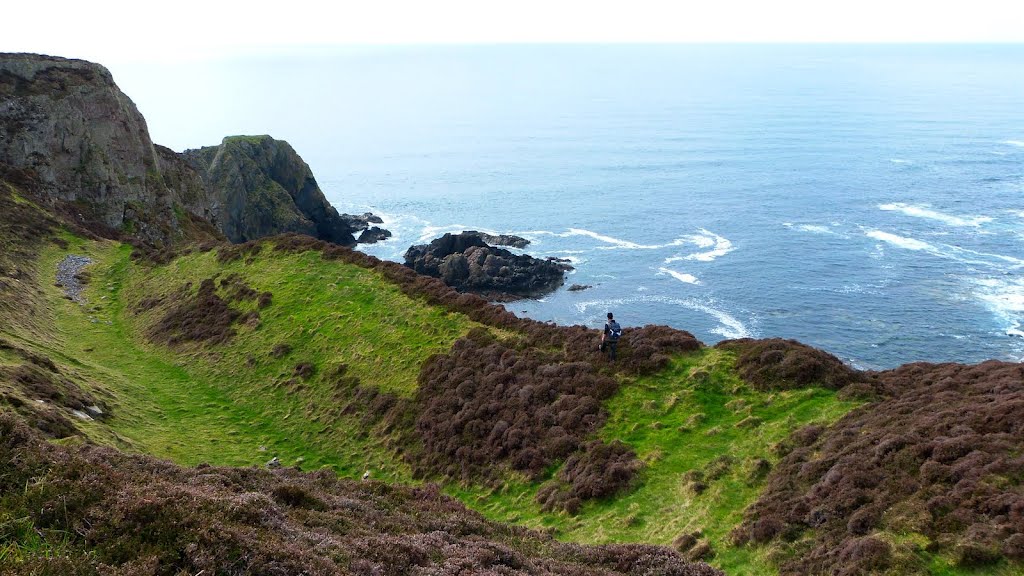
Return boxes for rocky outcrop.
[403,231,571,300]
[478,232,530,248]
[0,54,197,244]
[181,136,374,245]
[0,53,385,247]
[357,226,391,244]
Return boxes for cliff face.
[0,53,376,247]
[0,54,196,244]
[182,136,360,245]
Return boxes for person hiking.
[600,312,622,361]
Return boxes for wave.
[681,229,734,261]
[783,222,835,235]
[878,202,993,227]
[971,277,1024,337]
[525,228,734,261]
[889,158,911,164]
[573,295,752,339]
[865,229,1024,270]
[1003,140,1024,147]
[657,267,701,285]
[864,230,934,251]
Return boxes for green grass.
[2,237,478,484]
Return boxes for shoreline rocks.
[404,231,571,301]
[477,232,530,248]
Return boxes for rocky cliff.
[0,53,381,247]
[182,136,369,245]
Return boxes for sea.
[121,44,1024,369]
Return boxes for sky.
[5,0,1024,64]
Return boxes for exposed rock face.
[0,53,385,247]
[0,54,195,244]
[404,231,571,300]
[182,136,370,245]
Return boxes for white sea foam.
[657,267,701,285]
[864,230,934,251]
[970,277,1024,337]
[783,223,835,235]
[889,158,911,164]
[878,202,993,227]
[1003,140,1024,148]
[682,229,734,261]
[526,227,733,258]
[864,229,1024,270]
[573,295,752,339]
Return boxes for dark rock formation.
[403,231,571,300]
[568,283,592,291]
[478,231,530,248]
[0,53,385,247]
[357,226,391,244]
[181,136,376,245]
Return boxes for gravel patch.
[56,255,92,303]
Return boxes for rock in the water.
[477,232,530,248]
[404,231,572,300]
[357,226,392,244]
[568,284,592,292]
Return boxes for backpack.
[608,321,622,341]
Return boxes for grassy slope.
[450,349,861,574]
[11,231,991,574]
[4,235,476,483]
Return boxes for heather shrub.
[715,338,862,391]
[734,360,1024,574]
[0,413,721,576]
[536,440,644,513]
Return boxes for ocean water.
[122,45,1024,369]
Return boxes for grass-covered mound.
[0,413,722,576]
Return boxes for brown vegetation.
[715,338,863,391]
[732,360,1024,574]
[0,339,107,439]
[537,440,644,513]
[0,413,721,576]
[146,274,267,346]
